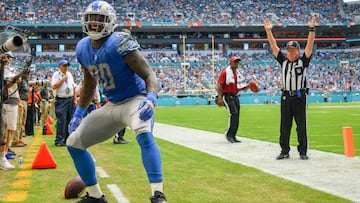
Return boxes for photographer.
[12,70,30,147]
[39,86,50,132]
[1,52,21,170]
[48,89,55,119]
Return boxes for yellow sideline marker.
[4,191,28,202]
[342,126,355,157]
[11,180,32,188]
[2,131,43,202]
[16,170,33,177]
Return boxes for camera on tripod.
[29,79,50,87]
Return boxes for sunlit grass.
[1,102,358,202]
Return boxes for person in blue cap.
[51,59,76,146]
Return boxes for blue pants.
[55,97,74,145]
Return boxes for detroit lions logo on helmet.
[91,1,115,15]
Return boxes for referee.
[264,15,316,160]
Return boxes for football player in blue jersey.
[66,1,167,203]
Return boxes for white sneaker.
[0,157,15,170]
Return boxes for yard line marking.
[107,184,130,203]
[311,105,360,109]
[96,166,109,178]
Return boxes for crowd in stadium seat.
[0,0,359,24]
[28,49,360,96]
[1,1,359,96]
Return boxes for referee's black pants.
[280,93,308,155]
[223,93,240,139]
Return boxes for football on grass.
[248,81,259,93]
[64,176,86,199]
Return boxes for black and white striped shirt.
[276,51,311,91]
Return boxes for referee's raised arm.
[264,19,280,57]
[305,15,316,58]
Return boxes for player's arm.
[125,50,158,121]
[264,19,280,57]
[124,50,158,94]
[304,15,316,58]
[78,66,97,109]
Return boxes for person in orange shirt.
[25,85,41,136]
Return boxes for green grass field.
[0,102,358,202]
[155,103,360,155]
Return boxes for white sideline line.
[107,184,130,203]
[96,166,109,178]
[153,122,360,202]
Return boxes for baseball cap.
[286,41,300,50]
[229,56,241,63]
[5,51,14,58]
[59,59,70,66]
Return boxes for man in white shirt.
[51,59,76,146]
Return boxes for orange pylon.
[343,126,355,157]
[45,122,54,135]
[32,142,57,169]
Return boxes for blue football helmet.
[82,1,117,40]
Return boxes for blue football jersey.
[76,32,146,102]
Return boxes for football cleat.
[113,134,128,144]
[150,191,167,203]
[73,193,107,203]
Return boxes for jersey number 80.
[89,63,115,90]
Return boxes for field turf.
[0,102,358,202]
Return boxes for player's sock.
[86,184,103,198]
[150,182,163,195]
[67,146,98,188]
[136,132,163,183]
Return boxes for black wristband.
[309,27,315,32]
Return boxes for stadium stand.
[1,0,360,24]
[0,0,359,103]
[28,49,359,96]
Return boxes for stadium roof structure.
[1,22,360,49]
